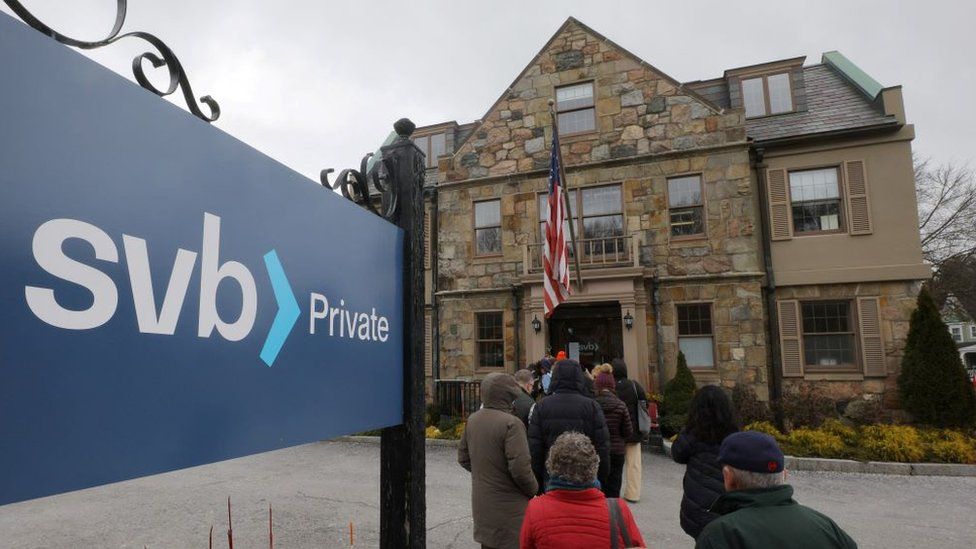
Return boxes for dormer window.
[413,132,446,168]
[741,73,793,118]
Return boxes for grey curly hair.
[545,431,599,485]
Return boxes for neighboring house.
[941,295,976,376]
[414,17,929,411]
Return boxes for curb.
[661,439,976,477]
[335,435,460,447]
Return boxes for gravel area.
[1,441,974,548]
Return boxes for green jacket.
[695,485,857,549]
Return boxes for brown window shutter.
[857,297,886,377]
[778,300,803,377]
[424,311,433,376]
[766,168,792,240]
[845,160,873,235]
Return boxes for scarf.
[546,475,601,492]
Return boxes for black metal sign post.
[379,120,427,548]
[322,119,427,547]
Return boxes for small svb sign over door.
[0,11,403,505]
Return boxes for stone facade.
[421,17,928,411]
[443,25,744,184]
[776,281,923,408]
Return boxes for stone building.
[417,17,928,412]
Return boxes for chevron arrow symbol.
[259,250,300,367]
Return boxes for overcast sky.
[3,1,974,181]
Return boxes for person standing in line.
[611,358,648,503]
[458,373,538,549]
[671,385,739,540]
[593,370,633,498]
[513,369,537,429]
[519,431,647,549]
[695,431,857,549]
[528,359,610,494]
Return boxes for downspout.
[752,147,784,427]
[512,285,522,372]
[430,187,441,383]
[651,275,666,393]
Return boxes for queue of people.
[458,355,858,549]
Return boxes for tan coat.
[458,373,539,549]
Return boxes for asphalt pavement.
[1,440,974,548]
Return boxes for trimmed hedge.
[744,421,976,464]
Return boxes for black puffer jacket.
[527,360,610,493]
[612,359,647,444]
[671,429,725,539]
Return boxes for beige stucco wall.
[765,129,931,286]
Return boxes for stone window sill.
[802,372,865,381]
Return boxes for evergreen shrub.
[661,351,696,436]
[898,288,976,427]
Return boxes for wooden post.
[379,119,426,548]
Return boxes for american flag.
[543,130,572,317]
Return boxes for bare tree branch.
[915,154,976,271]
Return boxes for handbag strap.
[607,498,634,548]
[632,380,645,403]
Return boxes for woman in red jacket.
[520,431,646,548]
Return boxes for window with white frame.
[474,199,501,255]
[951,326,963,342]
[668,175,705,237]
[677,303,715,368]
[790,167,844,234]
[555,82,596,135]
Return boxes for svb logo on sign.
[25,213,393,367]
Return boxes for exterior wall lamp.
[624,310,634,330]
[531,315,542,333]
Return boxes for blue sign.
[0,13,403,505]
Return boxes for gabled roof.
[454,16,724,154]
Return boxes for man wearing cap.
[695,431,857,549]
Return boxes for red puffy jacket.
[519,488,646,548]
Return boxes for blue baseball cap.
[718,431,785,474]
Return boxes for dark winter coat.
[612,359,647,443]
[671,429,725,539]
[527,360,610,493]
[513,387,536,429]
[458,373,539,549]
[696,485,858,549]
[594,390,633,455]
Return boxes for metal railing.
[523,234,640,274]
[434,380,481,419]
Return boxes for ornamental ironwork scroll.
[3,0,219,122]
[321,119,425,221]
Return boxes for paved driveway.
[1,441,974,548]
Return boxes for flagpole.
[548,100,584,291]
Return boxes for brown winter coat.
[458,373,539,549]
